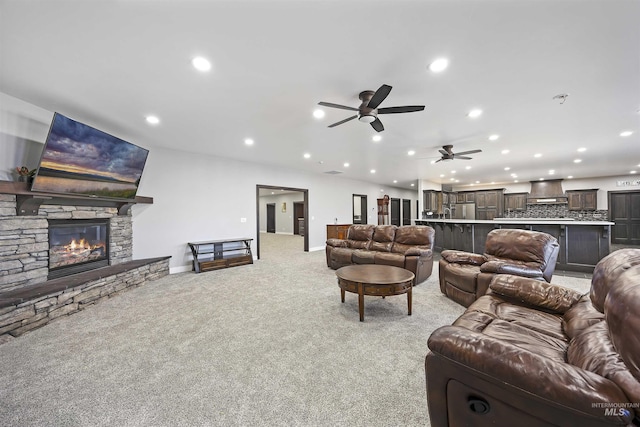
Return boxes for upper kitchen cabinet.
[504,193,528,212]
[567,189,598,211]
[476,189,504,220]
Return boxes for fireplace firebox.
[48,219,110,279]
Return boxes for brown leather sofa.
[325,224,435,284]
[426,248,640,427]
[439,228,560,307]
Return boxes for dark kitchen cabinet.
[567,190,597,211]
[475,189,504,220]
[423,190,443,214]
[504,193,528,212]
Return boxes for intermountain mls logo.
[592,402,639,417]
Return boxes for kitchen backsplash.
[504,204,609,221]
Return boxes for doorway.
[293,202,305,235]
[402,199,411,225]
[391,198,401,226]
[266,203,276,233]
[256,185,309,259]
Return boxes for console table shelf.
[188,238,254,273]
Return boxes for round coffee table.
[336,264,414,322]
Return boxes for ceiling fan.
[435,145,482,162]
[318,84,425,132]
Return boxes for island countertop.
[414,218,614,226]
[413,217,612,272]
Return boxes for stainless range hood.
[527,180,568,204]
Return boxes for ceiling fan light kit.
[318,84,425,132]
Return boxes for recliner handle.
[468,396,490,415]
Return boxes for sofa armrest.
[427,326,635,424]
[404,247,432,257]
[489,274,584,313]
[480,260,543,279]
[441,250,486,266]
[326,238,347,248]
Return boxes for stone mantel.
[0,180,153,216]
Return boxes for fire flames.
[67,238,91,251]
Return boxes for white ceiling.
[1,0,638,190]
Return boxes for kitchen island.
[414,218,614,273]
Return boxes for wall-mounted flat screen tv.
[31,113,149,200]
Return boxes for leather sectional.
[325,224,435,284]
[426,248,640,426]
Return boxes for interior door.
[609,191,640,244]
[402,199,411,225]
[266,203,276,233]
[391,198,401,226]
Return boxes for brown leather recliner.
[439,228,560,307]
[325,224,435,284]
[426,248,640,427]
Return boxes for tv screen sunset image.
[31,113,149,199]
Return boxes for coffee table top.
[336,264,414,284]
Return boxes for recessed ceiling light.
[313,109,325,119]
[501,149,510,154]
[372,135,382,142]
[539,178,545,181]
[488,134,500,141]
[549,170,555,175]
[577,147,587,152]
[429,58,449,73]
[504,167,510,171]
[145,115,160,125]
[568,176,573,179]
[407,150,415,156]
[455,180,460,183]
[440,174,445,178]
[490,181,495,184]
[192,56,211,72]
[631,170,637,174]
[393,180,398,183]
[451,170,456,174]
[303,153,311,159]
[467,109,483,118]
[244,138,254,146]
[574,159,582,163]
[511,173,517,178]
[370,169,376,174]
[475,181,480,184]
[343,162,350,167]
[410,183,415,187]
[465,166,471,170]
[534,153,542,158]
[450,178,455,181]
[620,131,633,137]
[514,180,519,183]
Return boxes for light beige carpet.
[0,233,591,426]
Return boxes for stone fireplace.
[48,218,110,279]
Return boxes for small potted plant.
[15,166,36,183]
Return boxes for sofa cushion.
[567,321,640,418]
[441,250,486,265]
[590,248,640,313]
[604,265,640,383]
[352,249,375,264]
[373,252,406,268]
[345,225,375,250]
[330,247,355,266]
[481,258,545,279]
[484,228,557,265]
[489,274,583,314]
[392,226,434,254]
[443,264,481,293]
[561,295,604,339]
[370,225,396,252]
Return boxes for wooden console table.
[187,238,254,273]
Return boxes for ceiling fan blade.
[367,84,392,109]
[318,102,359,112]
[370,118,384,132]
[377,105,425,114]
[455,156,473,160]
[454,149,482,156]
[438,149,449,156]
[328,115,357,128]
[434,158,443,163]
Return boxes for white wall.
[1,92,419,274]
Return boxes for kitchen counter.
[414,217,612,272]
[414,218,614,226]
